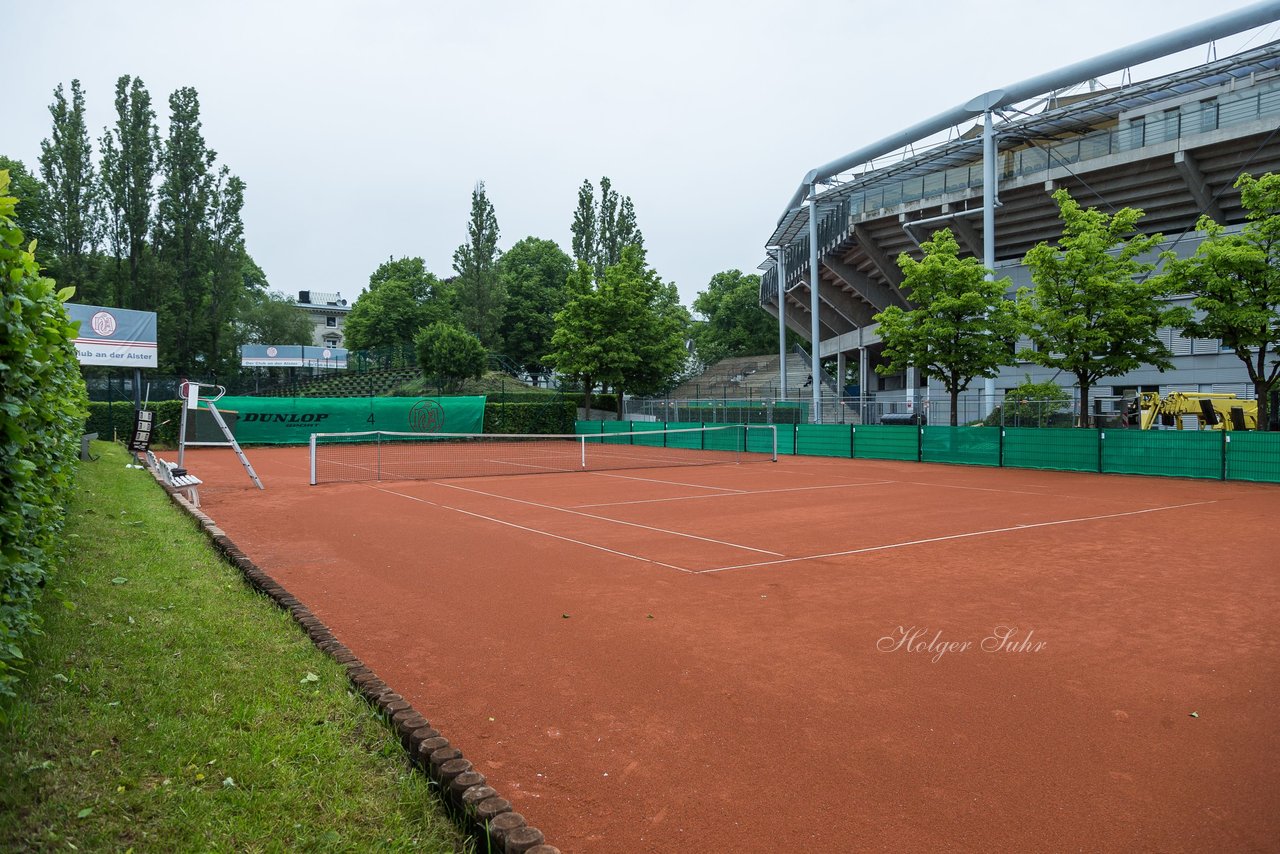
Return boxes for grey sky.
[9,0,1276,310]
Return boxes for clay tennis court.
[184,442,1280,852]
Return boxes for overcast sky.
[9,0,1278,310]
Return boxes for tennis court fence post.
[1222,430,1228,481]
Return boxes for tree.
[1160,173,1280,431]
[39,79,100,298]
[546,261,610,416]
[874,229,1019,426]
[0,157,53,262]
[237,289,313,345]
[496,237,573,378]
[546,248,689,419]
[1018,189,1181,427]
[452,181,504,348]
[569,176,645,278]
[611,247,690,409]
[415,321,487,393]
[205,167,249,376]
[98,75,159,311]
[154,86,215,374]
[691,269,777,366]
[344,279,432,353]
[368,255,448,306]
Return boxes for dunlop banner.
[204,396,486,444]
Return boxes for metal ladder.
[206,401,264,490]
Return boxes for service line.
[431,480,784,556]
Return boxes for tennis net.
[309,425,777,484]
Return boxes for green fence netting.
[211,396,485,445]
[796,424,853,458]
[570,420,1280,484]
[853,425,919,461]
[1101,429,1223,479]
[1224,432,1280,483]
[921,426,1001,467]
[1002,428,1100,472]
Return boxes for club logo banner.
[67,303,158,367]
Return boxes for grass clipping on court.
[0,442,465,852]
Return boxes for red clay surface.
[184,446,1280,853]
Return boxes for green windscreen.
[796,424,853,457]
[1002,428,1100,472]
[853,425,919,461]
[212,396,485,445]
[920,426,1001,467]
[1101,429,1222,479]
[1225,432,1280,483]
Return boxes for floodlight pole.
[773,247,788,401]
[808,183,821,424]
[982,106,998,417]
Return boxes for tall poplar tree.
[39,79,100,297]
[570,180,596,266]
[98,75,160,310]
[452,180,504,349]
[569,176,645,279]
[206,167,248,375]
[154,86,215,374]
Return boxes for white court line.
[360,483,695,573]
[432,480,784,556]
[572,480,896,509]
[697,500,1217,574]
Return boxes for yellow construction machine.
[1134,391,1257,431]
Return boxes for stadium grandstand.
[757,2,1280,425]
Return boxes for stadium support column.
[808,184,821,424]
[981,107,998,417]
[774,247,788,399]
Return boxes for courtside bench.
[146,450,203,507]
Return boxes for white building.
[295,291,352,348]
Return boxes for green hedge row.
[84,400,184,447]
[0,172,88,704]
[484,401,576,434]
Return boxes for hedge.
[484,400,576,435]
[84,400,184,447]
[0,171,88,704]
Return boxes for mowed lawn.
[0,442,466,852]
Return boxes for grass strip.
[0,441,467,852]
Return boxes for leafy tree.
[98,75,159,310]
[369,255,448,306]
[0,157,53,262]
[452,181,504,348]
[874,229,1019,426]
[415,321,487,393]
[611,247,690,409]
[237,289,313,345]
[546,261,610,416]
[691,269,778,366]
[546,249,688,419]
[1160,172,1280,430]
[496,237,572,378]
[39,79,100,298]
[154,86,215,374]
[345,279,425,353]
[1018,189,1181,427]
[992,375,1073,427]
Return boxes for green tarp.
[208,396,486,445]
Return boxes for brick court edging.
[151,471,561,854]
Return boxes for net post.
[309,433,317,485]
[580,435,586,469]
[377,431,382,482]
